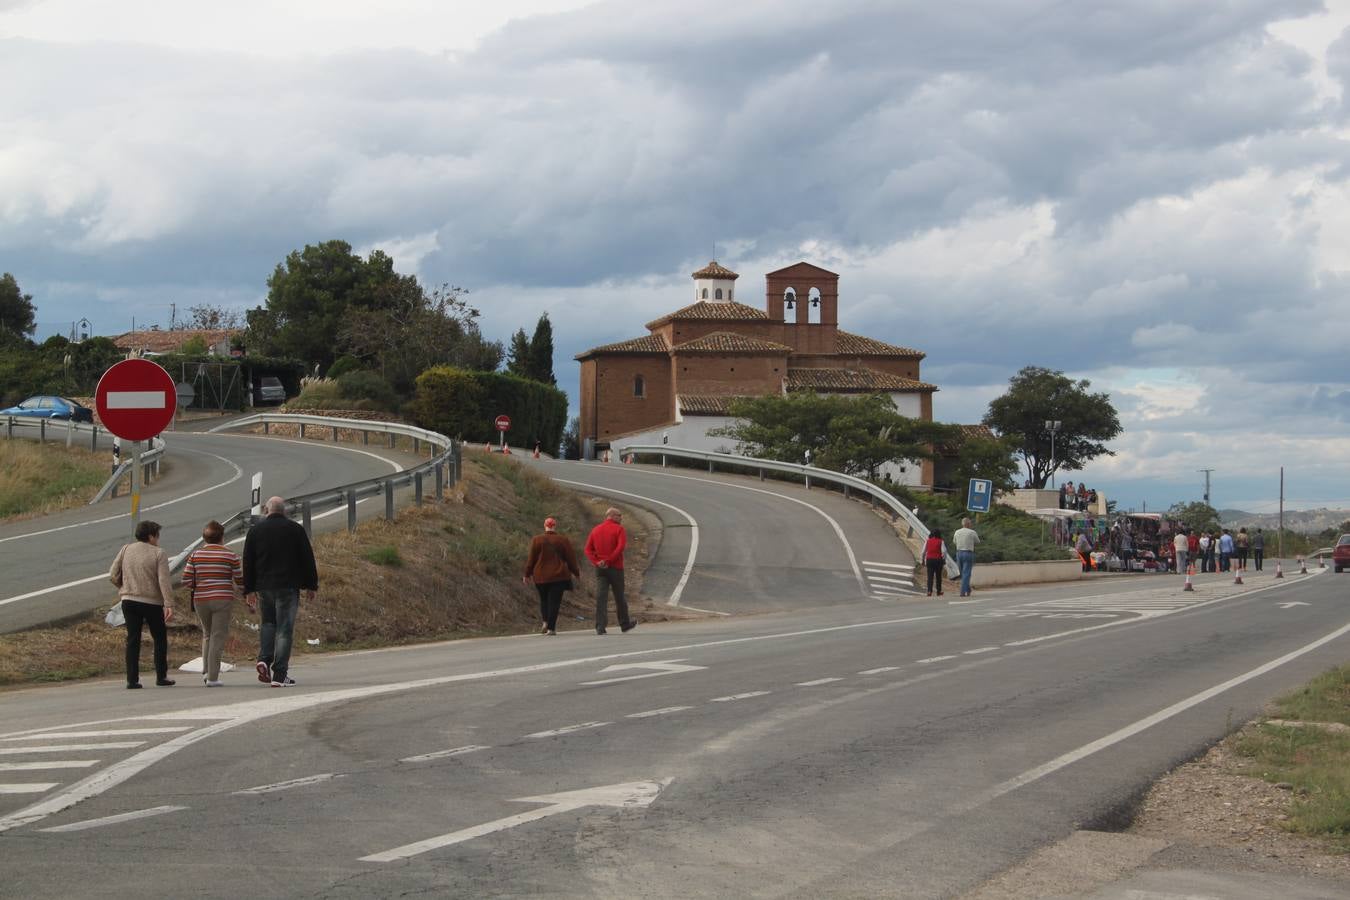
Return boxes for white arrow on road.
[1279,601,1310,609]
[581,659,707,686]
[359,778,672,862]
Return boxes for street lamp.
[1044,420,1062,488]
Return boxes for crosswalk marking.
[866,575,913,586]
[1,728,190,742]
[0,761,98,771]
[0,743,145,755]
[40,805,186,833]
[861,560,910,570]
[0,784,59,794]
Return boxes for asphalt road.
[0,429,425,633]
[1,457,1346,898]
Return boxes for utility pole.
[1198,468,1214,506]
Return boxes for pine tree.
[527,313,556,385]
[506,328,531,378]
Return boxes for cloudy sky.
[4,0,1349,514]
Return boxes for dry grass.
[0,439,110,520]
[0,454,676,689]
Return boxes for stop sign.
[95,359,177,441]
[495,415,511,432]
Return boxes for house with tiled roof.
[112,328,239,357]
[576,261,942,486]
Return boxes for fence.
[615,443,957,577]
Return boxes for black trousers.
[925,559,944,594]
[122,599,168,685]
[535,581,568,631]
[1254,549,1264,570]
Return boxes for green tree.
[713,392,955,479]
[982,366,1122,488]
[1168,501,1220,534]
[527,313,556,385]
[0,273,37,340]
[505,328,531,378]
[945,433,1021,493]
[178,335,209,356]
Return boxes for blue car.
[1,395,95,423]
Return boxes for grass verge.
[0,455,677,689]
[1232,664,1350,848]
[0,439,110,520]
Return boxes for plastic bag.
[105,602,125,627]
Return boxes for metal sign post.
[130,441,142,528]
[495,415,511,453]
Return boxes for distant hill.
[1219,508,1350,535]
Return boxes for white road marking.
[0,573,111,609]
[917,655,957,664]
[0,743,146,755]
[796,677,843,686]
[862,561,910,570]
[0,761,98,771]
[360,779,670,863]
[40,805,186,833]
[709,691,771,702]
[1279,601,1310,608]
[963,647,999,655]
[525,722,611,739]
[553,478,699,607]
[866,575,913,586]
[970,619,1350,807]
[0,614,939,833]
[594,467,869,600]
[0,784,59,794]
[859,666,900,675]
[626,706,693,718]
[581,660,707,686]
[233,773,341,795]
[401,745,491,763]
[2,728,189,741]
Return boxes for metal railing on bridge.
[614,444,957,577]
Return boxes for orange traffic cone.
[1275,560,1284,579]
[1233,563,1243,585]
[484,442,491,453]
[503,446,511,455]
[1183,562,1195,592]
[533,443,540,459]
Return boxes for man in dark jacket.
[243,496,318,687]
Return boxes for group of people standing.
[523,507,638,635]
[1170,526,1264,574]
[1058,481,1097,512]
[923,518,981,597]
[109,496,319,689]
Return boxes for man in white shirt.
[1174,530,1189,574]
[952,517,980,597]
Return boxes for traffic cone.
[1183,563,1195,592]
[503,446,511,455]
[532,443,540,459]
[484,442,491,453]
[1275,560,1284,579]
[1299,557,1308,574]
[1233,563,1243,585]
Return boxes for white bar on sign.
[105,391,166,409]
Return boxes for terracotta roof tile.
[646,300,768,328]
[787,367,936,392]
[835,330,925,359]
[672,332,792,354]
[691,260,740,280]
[677,394,750,415]
[575,334,669,359]
[937,423,999,456]
[112,329,238,353]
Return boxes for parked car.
[1334,534,1350,573]
[254,376,287,405]
[1,395,94,423]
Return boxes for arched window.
[714,288,723,299]
[808,287,822,323]
[633,375,645,398]
[783,287,798,323]
[701,288,708,299]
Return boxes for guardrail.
[1,415,167,502]
[162,413,463,573]
[615,444,957,577]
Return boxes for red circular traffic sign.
[95,359,177,441]
[495,415,512,432]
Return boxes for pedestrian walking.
[523,516,581,636]
[1218,528,1234,573]
[1252,528,1265,570]
[952,517,980,597]
[182,520,245,687]
[584,507,637,634]
[1076,531,1094,572]
[923,528,946,596]
[242,496,318,687]
[1235,527,1250,570]
[109,520,176,689]
[1173,529,1189,574]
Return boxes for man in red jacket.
[584,507,637,635]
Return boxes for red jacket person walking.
[584,507,637,635]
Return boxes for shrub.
[326,355,365,380]
[363,545,402,566]
[291,377,344,409]
[410,366,567,451]
[337,370,399,411]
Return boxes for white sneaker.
[205,680,223,687]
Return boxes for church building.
[576,261,940,486]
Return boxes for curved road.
[0,456,1347,898]
[1,430,423,633]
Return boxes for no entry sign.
[95,359,177,441]
[495,415,512,432]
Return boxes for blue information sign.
[966,478,993,513]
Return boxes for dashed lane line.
[710,691,772,703]
[401,745,490,763]
[233,774,343,795]
[796,677,844,686]
[525,722,611,739]
[627,706,694,718]
[40,805,186,833]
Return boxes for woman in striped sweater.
[182,520,245,686]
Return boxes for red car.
[1335,534,1350,573]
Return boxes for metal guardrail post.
[91,425,98,451]
[435,463,444,499]
[413,437,419,454]
[263,422,270,435]
[331,425,338,442]
[805,472,811,490]
[66,420,74,447]
[300,422,306,439]
[39,419,46,442]
[708,459,714,473]
[388,433,395,449]
[5,416,11,438]
[385,480,395,521]
[302,500,312,536]
[346,491,357,532]
[414,472,423,506]
[363,430,369,446]
[759,468,764,481]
